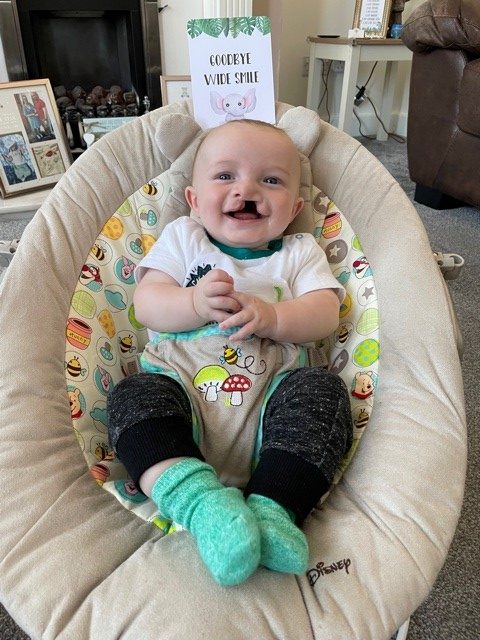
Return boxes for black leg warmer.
[107,372,203,489]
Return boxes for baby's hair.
[220,118,286,134]
[192,119,298,176]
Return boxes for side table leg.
[377,60,398,141]
[306,52,323,112]
[337,45,360,134]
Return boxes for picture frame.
[352,0,393,38]
[0,78,72,198]
[82,116,137,148]
[160,75,192,106]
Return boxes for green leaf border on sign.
[187,17,271,39]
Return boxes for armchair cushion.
[402,0,480,55]
[458,58,480,136]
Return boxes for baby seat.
[0,101,466,640]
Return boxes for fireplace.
[0,0,162,109]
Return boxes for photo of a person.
[21,94,41,141]
[16,92,55,143]
[32,92,52,136]
[0,133,37,185]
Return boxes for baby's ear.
[184,185,203,225]
[284,151,314,236]
[184,185,197,211]
[292,196,305,219]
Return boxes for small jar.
[390,23,403,38]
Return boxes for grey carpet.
[0,137,478,639]
[0,219,27,278]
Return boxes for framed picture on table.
[0,78,72,197]
[81,116,137,148]
[160,75,192,106]
[353,0,393,38]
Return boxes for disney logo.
[307,558,351,586]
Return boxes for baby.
[107,119,352,586]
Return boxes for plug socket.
[354,86,366,106]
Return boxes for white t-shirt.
[135,217,344,337]
[136,217,344,298]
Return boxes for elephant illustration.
[210,88,256,121]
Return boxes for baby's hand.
[219,292,277,341]
[192,269,241,324]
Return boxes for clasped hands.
[192,268,276,341]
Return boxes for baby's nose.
[234,179,258,199]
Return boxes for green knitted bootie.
[246,494,309,574]
[151,458,261,586]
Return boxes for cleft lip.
[243,200,257,213]
[226,200,262,217]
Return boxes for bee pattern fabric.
[0,101,466,640]
[65,158,379,529]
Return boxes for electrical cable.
[364,61,378,87]
[366,95,406,143]
[317,60,331,121]
[354,62,378,105]
[353,107,375,139]
[317,59,332,122]
[354,61,406,143]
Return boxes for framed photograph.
[81,116,137,148]
[353,0,393,38]
[0,78,72,197]
[160,75,192,106]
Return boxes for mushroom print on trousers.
[139,325,313,487]
[192,364,253,407]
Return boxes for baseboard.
[323,110,408,138]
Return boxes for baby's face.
[185,122,304,249]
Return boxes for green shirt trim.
[207,234,283,260]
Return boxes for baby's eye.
[264,176,279,184]
[217,173,232,181]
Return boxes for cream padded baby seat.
[0,101,466,639]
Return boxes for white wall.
[251,0,281,97]
[313,0,423,136]
[159,0,318,105]
[0,36,8,82]
[158,0,204,75]
[158,0,424,134]
[159,0,254,75]
[317,0,356,35]
[276,0,320,106]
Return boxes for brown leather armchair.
[402,0,480,209]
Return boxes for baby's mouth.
[227,201,261,220]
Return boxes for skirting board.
[319,111,408,139]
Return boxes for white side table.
[306,37,412,141]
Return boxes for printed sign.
[187,17,275,129]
